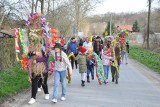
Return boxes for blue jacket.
[68,42,77,54]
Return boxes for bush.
[129,46,160,73]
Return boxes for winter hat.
[71,37,75,40]
[96,36,100,39]
[79,46,87,54]
[54,43,62,49]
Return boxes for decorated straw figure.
[26,13,50,104]
[92,52,107,85]
[27,13,46,77]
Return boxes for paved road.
[2,59,160,107]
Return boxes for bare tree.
[0,0,25,30]
[31,0,34,13]
[69,0,102,34]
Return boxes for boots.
[92,75,94,80]
[115,80,118,84]
[112,77,114,82]
[81,80,85,87]
[87,76,90,83]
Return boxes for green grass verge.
[129,46,160,73]
[0,64,30,100]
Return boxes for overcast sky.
[92,0,159,14]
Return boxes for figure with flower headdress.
[111,38,121,84]
[26,13,50,104]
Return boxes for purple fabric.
[36,54,49,73]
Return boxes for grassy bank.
[0,55,54,101]
[0,64,30,100]
[129,46,160,73]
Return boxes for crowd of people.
[23,12,130,105]
[65,35,129,85]
[27,35,129,105]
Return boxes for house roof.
[117,25,133,32]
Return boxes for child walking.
[51,43,72,103]
[86,53,95,82]
[101,46,112,83]
[76,46,87,86]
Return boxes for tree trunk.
[0,14,5,31]
[31,0,34,13]
[147,0,151,49]
[41,0,44,14]
[35,0,39,13]
[47,0,51,15]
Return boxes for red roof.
[117,25,133,32]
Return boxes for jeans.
[87,65,94,78]
[122,52,128,63]
[103,65,110,80]
[124,52,128,63]
[53,70,67,99]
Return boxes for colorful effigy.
[92,52,106,85]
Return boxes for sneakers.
[28,98,36,104]
[52,99,57,103]
[61,97,66,101]
[52,97,65,103]
[38,88,41,92]
[45,94,49,100]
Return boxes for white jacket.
[51,50,72,74]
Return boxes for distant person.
[122,42,129,64]
[93,36,103,57]
[67,37,78,69]
[83,37,93,53]
[77,36,84,47]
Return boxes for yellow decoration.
[88,48,93,53]
[68,52,74,59]
[89,35,93,42]
[105,31,108,36]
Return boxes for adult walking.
[93,36,103,57]
[83,37,93,52]
[67,37,78,69]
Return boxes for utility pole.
[147,0,151,49]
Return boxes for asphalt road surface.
[1,59,160,107]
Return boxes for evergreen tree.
[132,20,140,32]
[103,21,114,36]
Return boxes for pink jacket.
[101,54,112,66]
